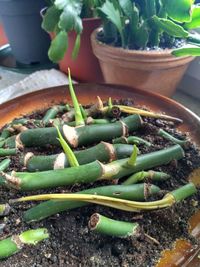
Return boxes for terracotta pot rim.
[91,28,193,61]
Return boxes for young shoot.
[68,68,85,126]
[56,126,79,167]
[126,145,138,167]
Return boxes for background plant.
[42,0,105,62]
[97,0,200,56]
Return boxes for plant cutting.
[91,0,200,96]
[0,228,49,260]
[0,80,200,266]
[42,0,104,81]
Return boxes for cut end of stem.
[88,213,99,230]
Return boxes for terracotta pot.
[58,18,103,82]
[0,23,8,46]
[0,84,200,266]
[91,29,195,96]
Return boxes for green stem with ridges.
[0,228,49,260]
[24,143,135,172]
[4,114,142,149]
[42,105,67,126]
[158,129,188,147]
[74,114,142,147]
[0,148,17,157]
[89,213,140,238]
[123,171,171,185]
[23,183,160,222]
[56,126,79,167]
[169,183,197,202]
[2,145,184,191]
[113,136,151,147]
[68,68,84,126]
[0,158,11,171]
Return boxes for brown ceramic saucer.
[0,83,200,266]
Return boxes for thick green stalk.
[113,136,151,147]
[42,105,67,126]
[2,145,184,191]
[73,114,142,147]
[6,114,142,148]
[0,148,17,157]
[158,129,188,147]
[169,183,197,202]
[0,158,11,171]
[0,203,10,216]
[24,143,135,171]
[88,213,140,238]
[0,228,49,260]
[24,183,160,222]
[123,170,170,185]
[86,117,111,125]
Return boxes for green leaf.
[54,0,68,9]
[184,6,200,29]
[56,126,79,167]
[134,23,149,48]
[98,1,125,47]
[74,17,83,34]
[42,6,61,32]
[48,31,68,63]
[145,0,156,18]
[119,0,139,32]
[164,0,192,23]
[172,45,200,56]
[72,34,81,60]
[119,0,134,19]
[152,16,189,38]
[59,7,75,31]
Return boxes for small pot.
[58,18,104,82]
[0,0,51,64]
[91,29,194,96]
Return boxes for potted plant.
[42,0,104,82]
[91,0,200,96]
[0,0,51,64]
[0,82,200,266]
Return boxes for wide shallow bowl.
[0,83,200,266]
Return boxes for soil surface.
[0,99,200,267]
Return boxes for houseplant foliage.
[42,0,105,62]
[97,0,200,55]
[90,0,200,96]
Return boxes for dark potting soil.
[97,30,186,51]
[0,99,200,267]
